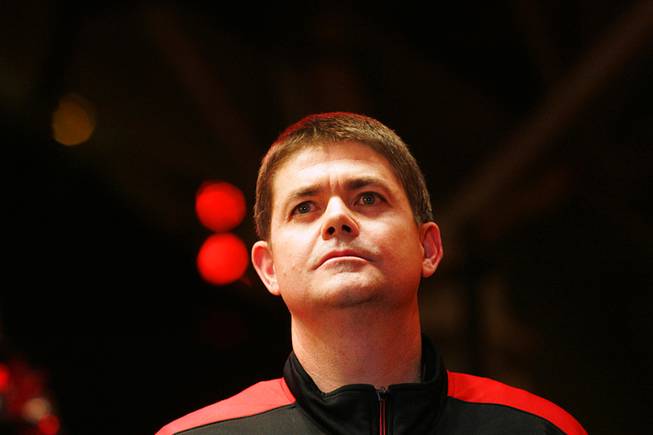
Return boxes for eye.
[357,192,381,206]
[292,201,315,215]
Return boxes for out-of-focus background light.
[195,181,246,232]
[0,357,61,434]
[22,396,52,422]
[51,93,96,146]
[38,414,61,435]
[0,363,9,393]
[197,233,249,286]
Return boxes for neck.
[290,301,423,392]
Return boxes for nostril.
[327,226,336,235]
[342,224,352,233]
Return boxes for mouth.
[317,249,369,268]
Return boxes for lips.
[316,249,369,268]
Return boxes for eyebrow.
[346,176,390,192]
[282,176,392,210]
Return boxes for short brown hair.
[254,112,433,240]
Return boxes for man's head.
[254,112,434,241]
[251,113,443,316]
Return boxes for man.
[157,112,586,434]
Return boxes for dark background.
[2,1,652,434]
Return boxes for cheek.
[273,230,313,276]
[381,217,419,246]
[378,221,423,266]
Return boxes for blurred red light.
[196,181,246,232]
[38,414,60,435]
[197,233,249,285]
[0,363,9,392]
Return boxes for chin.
[317,276,385,308]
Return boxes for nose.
[321,197,360,240]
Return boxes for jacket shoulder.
[156,378,295,435]
[447,371,586,435]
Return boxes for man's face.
[252,141,442,317]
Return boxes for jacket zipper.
[377,387,387,435]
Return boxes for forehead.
[271,141,403,202]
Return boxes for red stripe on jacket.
[447,371,587,435]
[156,378,295,435]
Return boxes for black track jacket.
[157,338,586,434]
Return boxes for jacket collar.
[283,336,448,435]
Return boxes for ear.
[251,240,280,296]
[419,222,443,278]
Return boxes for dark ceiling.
[2,1,652,434]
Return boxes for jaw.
[283,265,420,317]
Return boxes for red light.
[197,233,249,285]
[196,181,246,232]
[0,363,9,392]
[38,414,60,435]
